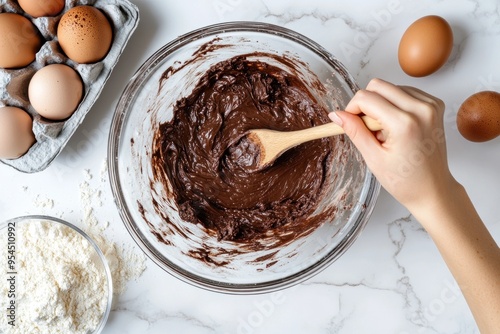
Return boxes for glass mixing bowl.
[0,215,112,333]
[108,22,380,294]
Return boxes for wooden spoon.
[247,115,382,169]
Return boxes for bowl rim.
[0,215,113,333]
[108,21,380,294]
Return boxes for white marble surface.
[1,0,499,333]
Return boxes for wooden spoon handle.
[285,115,382,146]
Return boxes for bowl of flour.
[0,215,112,334]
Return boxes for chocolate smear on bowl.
[150,54,339,246]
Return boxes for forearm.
[337,79,499,331]
[411,181,500,334]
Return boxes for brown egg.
[0,13,43,69]
[57,6,113,64]
[457,91,500,142]
[398,15,453,77]
[18,0,65,17]
[0,106,36,159]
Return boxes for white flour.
[0,163,147,333]
[0,220,109,334]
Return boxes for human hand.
[329,78,457,212]
[332,79,500,334]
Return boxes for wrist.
[406,176,465,230]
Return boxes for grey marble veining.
[1,0,498,333]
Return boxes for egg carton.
[0,0,139,173]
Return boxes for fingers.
[346,78,444,128]
[398,85,440,105]
[363,78,443,113]
[329,111,382,162]
[345,89,402,126]
[399,86,445,115]
[365,78,425,112]
[337,78,444,165]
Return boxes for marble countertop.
[1,0,499,333]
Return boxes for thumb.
[328,111,381,159]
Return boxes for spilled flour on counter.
[0,220,108,334]
[34,194,55,210]
[79,164,147,296]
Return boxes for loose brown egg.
[0,13,43,69]
[398,15,453,77]
[18,0,65,17]
[0,106,36,159]
[457,91,500,142]
[57,6,113,64]
[28,64,84,121]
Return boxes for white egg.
[28,64,84,121]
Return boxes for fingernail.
[328,112,343,126]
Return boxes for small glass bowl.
[0,215,112,333]
[109,22,380,294]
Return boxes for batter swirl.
[152,55,337,242]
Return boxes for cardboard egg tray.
[0,0,139,173]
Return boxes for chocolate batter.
[152,55,337,242]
